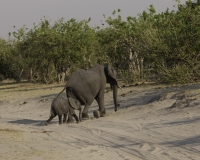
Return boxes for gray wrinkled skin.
[45,96,82,126]
[57,64,119,121]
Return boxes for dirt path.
[1,82,200,159]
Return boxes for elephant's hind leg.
[72,114,79,124]
[82,99,93,120]
[58,115,62,124]
[82,104,91,120]
[67,113,74,124]
[45,115,56,126]
[63,113,67,123]
[95,94,106,117]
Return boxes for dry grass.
[0,80,66,100]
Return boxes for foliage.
[0,38,14,79]
[0,0,200,84]
[7,18,98,83]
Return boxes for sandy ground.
[1,81,200,160]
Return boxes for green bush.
[0,74,5,81]
[1,0,200,84]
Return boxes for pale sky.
[0,0,187,39]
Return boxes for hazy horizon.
[0,0,187,39]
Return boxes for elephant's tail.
[56,85,67,98]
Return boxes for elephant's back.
[67,69,101,89]
[66,69,103,104]
[52,97,69,115]
[67,70,86,86]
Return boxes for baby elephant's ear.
[68,97,79,110]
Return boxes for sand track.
[1,82,200,159]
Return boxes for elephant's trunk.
[113,83,118,112]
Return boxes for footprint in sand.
[91,129,102,137]
[140,142,163,154]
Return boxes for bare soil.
[1,80,200,160]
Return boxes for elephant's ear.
[107,65,117,81]
[68,97,79,110]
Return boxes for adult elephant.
[57,64,119,121]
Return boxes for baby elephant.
[45,96,82,125]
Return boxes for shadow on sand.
[9,119,49,126]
